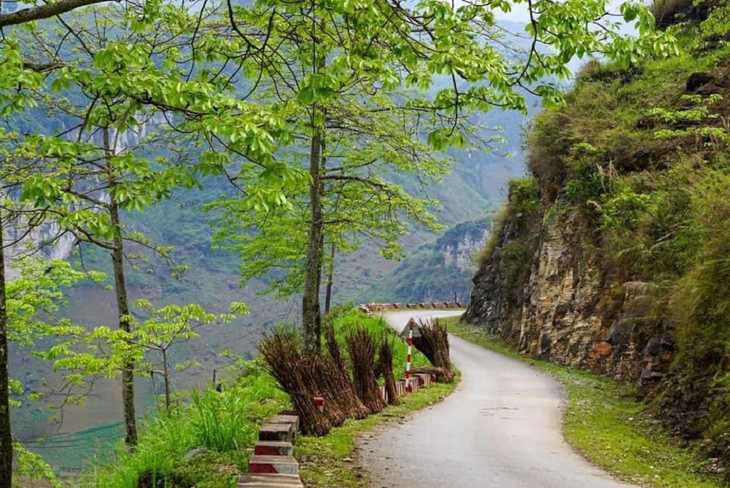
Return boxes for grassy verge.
[442,317,728,488]
[295,372,459,487]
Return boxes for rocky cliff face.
[464,185,674,396]
[437,223,489,274]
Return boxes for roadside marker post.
[405,318,415,393]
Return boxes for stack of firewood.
[259,331,369,436]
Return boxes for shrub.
[475,178,539,270]
[475,205,509,268]
[501,241,530,291]
[508,177,540,215]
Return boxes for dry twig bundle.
[323,325,370,420]
[378,337,399,406]
[260,328,371,436]
[347,328,387,413]
[412,318,454,382]
[259,331,333,436]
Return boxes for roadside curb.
[357,302,467,314]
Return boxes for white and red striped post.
[405,318,415,393]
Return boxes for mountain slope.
[361,218,492,304]
[464,10,730,476]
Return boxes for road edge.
[442,317,727,488]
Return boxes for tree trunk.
[324,242,335,314]
[162,349,171,414]
[302,125,324,353]
[110,198,138,447]
[105,129,138,447]
[111,200,138,447]
[0,213,13,488]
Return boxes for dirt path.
[357,310,634,488]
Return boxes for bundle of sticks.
[259,330,369,436]
[412,318,454,383]
[347,327,388,413]
[378,337,400,406]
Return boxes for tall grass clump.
[190,391,255,452]
[85,363,288,488]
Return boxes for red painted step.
[248,455,299,475]
[254,440,294,456]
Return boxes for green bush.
[475,177,539,270]
[508,177,540,215]
[500,241,531,298]
[475,205,509,268]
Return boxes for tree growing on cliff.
[0,0,295,464]
[205,0,478,351]
[210,95,449,326]
[0,1,122,480]
[129,301,247,414]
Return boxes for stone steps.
[240,412,302,486]
[248,455,299,475]
[254,440,294,456]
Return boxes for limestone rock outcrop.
[464,190,674,395]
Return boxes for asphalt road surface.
[358,310,634,488]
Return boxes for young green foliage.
[201,0,677,351]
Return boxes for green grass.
[295,372,459,487]
[79,365,289,488]
[331,308,432,371]
[442,317,729,488]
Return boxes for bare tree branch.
[0,0,117,28]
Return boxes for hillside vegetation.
[362,218,493,304]
[466,0,730,476]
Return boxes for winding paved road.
[358,310,634,488]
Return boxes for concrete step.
[238,473,304,487]
[405,379,419,394]
[269,414,300,432]
[254,440,294,456]
[248,455,299,475]
[259,423,296,443]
